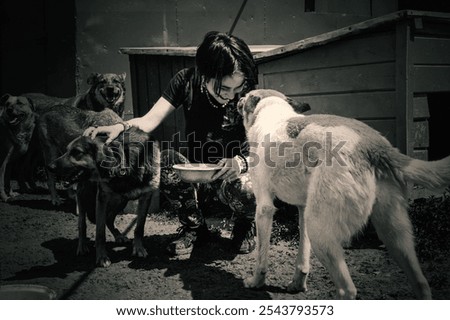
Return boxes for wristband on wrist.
[119,121,131,131]
[233,155,248,174]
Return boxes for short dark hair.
[196,31,258,95]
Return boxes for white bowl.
[172,163,222,183]
[0,284,57,300]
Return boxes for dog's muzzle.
[47,161,90,187]
[5,108,25,125]
[102,86,122,103]
[236,97,246,115]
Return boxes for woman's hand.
[83,123,124,144]
[211,157,241,182]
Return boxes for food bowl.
[0,284,57,300]
[172,163,222,183]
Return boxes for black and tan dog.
[25,72,126,117]
[238,89,450,299]
[47,126,160,267]
[0,94,36,202]
[37,105,124,205]
[19,72,127,195]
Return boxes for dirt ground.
[0,183,449,300]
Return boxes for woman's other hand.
[211,157,241,182]
[83,123,124,144]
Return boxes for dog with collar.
[237,89,450,299]
[0,94,36,201]
[47,126,160,267]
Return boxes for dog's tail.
[399,154,450,190]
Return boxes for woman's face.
[205,73,246,104]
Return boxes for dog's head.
[0,93,35,126]
[237,89,310,129]
[47,135,123,184]
[87,72,126,113]
[47,136,101,186]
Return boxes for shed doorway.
[427,92,450,161]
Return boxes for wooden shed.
[119,45,279,150]
[254,10,450,160]
[121,10,450,159]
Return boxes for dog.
[237,89,450,299]
[24,72,126,117]
[19,73,127,195]
[0,94,36,202]
[47,127,160,267]
[37,105,125,205]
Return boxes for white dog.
[237,89,450,299]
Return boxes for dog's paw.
[287,272,308,293]
[96,256,111,268]
[77,242,90,256]
[287,281,307,294]
[19,181,37,193]
[114,234,130,244]
[243,274,266,289]
[9,191,20,198]
[0,192,10,202]
[132,245,148,258]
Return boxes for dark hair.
[196,31,258,95]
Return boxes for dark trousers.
[160,149,256,230]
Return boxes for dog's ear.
[87,73,102,85]
[26,97,36,112]
[0,93,11,106]
[285,97,311,114]
[237,97,245,115]
[119,72,126,82]
[244,95,263,113]
[76,135,102,162]
[82,136,100,158]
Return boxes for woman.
[84,31,257,256]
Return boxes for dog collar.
[108,167,128,178]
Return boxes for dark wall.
[0,0,76,97]
[75,0,397,117]
[1,0,398,105]
[398,0,450,12]
[3,0,450,102]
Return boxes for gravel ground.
[0,185,448,300]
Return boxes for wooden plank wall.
[257,30,399,146]
[126,15,450,158]
[129,55,195,150]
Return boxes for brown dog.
[47,128,160,267]
[238,89,450,299]
[19,73,127,196]
[24,72,126,117]
[0,94,36,201]
[37,105,124,205]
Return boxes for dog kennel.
[254,10,450,160]
[119,45,278,151]
[121,10,450,160]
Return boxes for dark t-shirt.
[162,68,250,164]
